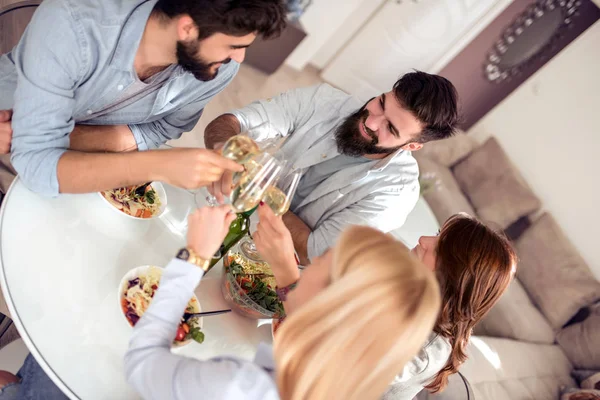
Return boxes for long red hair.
[425,214,516,393]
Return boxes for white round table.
[0,179,273,400]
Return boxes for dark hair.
[426,213,516,393]
[153,0,287,40]
[393,71,459,143]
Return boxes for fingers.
[224,212,236,227]
[221,171,233,197]
[0,110,12,122]
[258,203,287,233]
[215,178,225,204]
[208,152,244,172]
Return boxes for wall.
[439,0,600,130]
[469,20,600,279]
[310,0,385,70]
[284,0,368,71]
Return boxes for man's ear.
[176,15,198,41]
[403,142,423,152]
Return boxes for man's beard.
[176,40,231,81]
[334,103,408,157]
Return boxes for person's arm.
[0,110,12,155]
[253,204,301,313]
[69,124,137,153]
[1,109,137,155]
[213,84,331,146]
[204,84,328,202]
[125,207,278,400]
[55,147,241,193]
[282,211,312,266]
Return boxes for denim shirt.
[0,0,239,196]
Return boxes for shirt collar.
[371,148,408,171]
[109,0,159,72]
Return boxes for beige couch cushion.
[452,137,541,230]
[417,337,575,400]
[413,131,478,167]
[516,213,600,329]
[473,279,554,344]
[416,157,475,225]
[556,304,600,370]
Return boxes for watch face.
[177,248,190,260]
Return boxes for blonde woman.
[124,205,440,400]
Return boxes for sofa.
[413,134,600,400]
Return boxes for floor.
[0,63,322,361]
[168,63,323,149]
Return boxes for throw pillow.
[416,157,476,225]
[516,214,600,329]
[557,304,600,370]
[452,137,541,230]
[473,278,555,344]
[412,131,477,167]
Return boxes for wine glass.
[229,152,283,213]
[262,165,302,216]
[206,122,284,206]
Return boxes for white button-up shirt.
[124,259,279,400]
[230,84,420,260]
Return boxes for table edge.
[0,177,80,400]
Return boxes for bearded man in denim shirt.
[0,0,287,197]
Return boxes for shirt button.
[87,110,93,115]
[117,84,124,91]
[321,154,327,159]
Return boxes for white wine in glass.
[262,186,289,216]
[221,135,260,163]
[262,167,301,216]
[229,153,282,213]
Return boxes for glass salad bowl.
[221,237,284,319]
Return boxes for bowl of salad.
[221,238,284,320]
[100,182,167,220]
[118,265,204,347]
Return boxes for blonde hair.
[274,226,441,400]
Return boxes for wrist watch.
[176,247,211,272]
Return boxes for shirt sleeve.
[128,107,204,151]
[229,83,333,142]
[9,1,87,196]
[124,258,278,400]
[306,188,419,260]
[129,63,239,151]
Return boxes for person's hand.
[208,170,234,204]
[187,206,236,259]
[207,142,233,203]
[253,203,300,287]
[0,110,13,154]
[157,148,243,190]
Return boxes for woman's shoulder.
[392,332,452,385]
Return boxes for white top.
[230,84,420,260]
[125,258,279,400]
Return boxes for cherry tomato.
[175,326,186,341]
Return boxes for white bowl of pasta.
[118,265,204,347]
[99,182,167,220]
